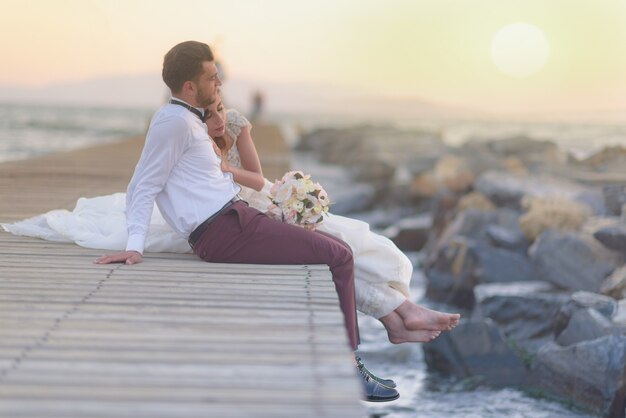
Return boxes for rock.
[569,291,619,318]
[349,206,417,230]
[473,281,569,353]
[423,318,528,387]
[457,191,496,212]
[518,196,591,241]
[426,237,536,310]
[383,214,432,251]
[486,224,529,252]
[422,191,461,256]
[410,172,441,199]
[425,208,533,310]
[447,208,521,245]
[601,266,626,300]
[457,136,566,175]
[475,171,606,214]
[552,291,619,348]
[612,299,626,326]
[594,225,626,253]
[502,156,528,175]
[471,243,535,283]
[579,145,626,173]
[409,155,476,198]
[350,158,396,184]
[295,127,340,152]
[484,137,567,170]
[428,207,521,258]
[405,156,440,177]
[529,230,619,292]
[328,183,376,215]
[425,247,478,310]
[575,189,609,217]
[603,184,626,216]
[456,149,506,177]
[433,155,476,193]
[555,308,616,346]
[582,216,624,237]
[528,335,626,418]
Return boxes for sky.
[2,0,626,118]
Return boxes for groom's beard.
[195,90,214,109]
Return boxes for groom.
[95,41,399,402]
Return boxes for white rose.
[274,184,292,203]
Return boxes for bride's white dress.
[1,109,412,318]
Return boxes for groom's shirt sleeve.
[125,114,189,254]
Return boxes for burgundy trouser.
[192,201,360,350]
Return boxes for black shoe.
[356,355,396,389]
[358,365,400,402]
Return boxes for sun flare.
[490,23,550,78]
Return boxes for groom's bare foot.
[380,311,442,344]
[396,300,460,331]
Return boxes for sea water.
[2,102,625,163]
[0,102,154,163]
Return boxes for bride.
[2,91,459,347]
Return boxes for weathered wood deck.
[0,125,363,417]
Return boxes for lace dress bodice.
[225,109,250,169]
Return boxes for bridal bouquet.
[267,170,330,229]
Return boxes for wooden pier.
[0,125,363,417]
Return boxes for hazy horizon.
[2,72,626,126]
[3,0,626,120]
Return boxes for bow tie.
[169,99,206,122]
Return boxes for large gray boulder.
[530,230,620,292]
[473,281,570,353]
[383,214,432,252]
[423,318,528,387]
[471,243,535,284]
[528,335,626,418]
[603,184,626,216]
[425,208,536,310]
[554,291,618,327]
[426,237,536,310]
[327,183,376,215]
[442,208,521,244]
[555,308,617,346]
[554,291,620,347]
[485,224,529,253]
[475,171,606,214]
[594,225,626,254]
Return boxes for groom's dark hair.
[162,41,214,93]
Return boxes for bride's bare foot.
[380,311,442,344]
[396,300,460,331]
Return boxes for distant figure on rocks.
[249,89,264,121]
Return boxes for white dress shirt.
[125,99,240,254]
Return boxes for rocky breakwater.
[297,125,626,417]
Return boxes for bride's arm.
[221,125,265,191]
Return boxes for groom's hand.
[94,251,142,265]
